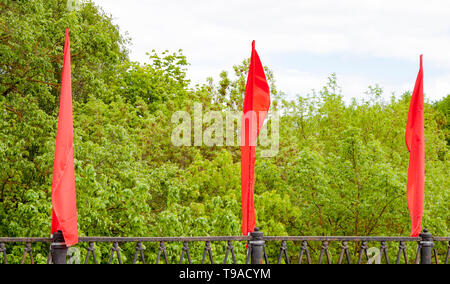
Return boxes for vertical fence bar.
[224,240,236,264]
[277,240,290,264]
[357,241,368,264]
[245,243,252,264]
[84,242,97,264]
[156,241,169,264]
[0,243,7,264]
[20,243,34,264]
[179,241,191,264]
[445,241,449,264]
[201,241,214,264]
[263,245,269,264]
[108,242,122,264]
[133,242,145,264]
[318,241,331,264]
[338,241,351,264]
[396,241,408,264]
[380,241,390,264]
[298,240,311,264]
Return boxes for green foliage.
[0,0,128,113]
[0,0,448,264]
[109,50,189,107]
[434,94,450,145]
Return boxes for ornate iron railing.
[0,229,448,264]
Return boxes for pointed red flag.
[241,41,271,236]
[51,28,78,246]
[405,55,424,237]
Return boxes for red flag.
[241,41,271,236]
[51,28,78,246]
[405,55,424,237]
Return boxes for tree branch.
[4,104,23,121]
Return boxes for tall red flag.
[51,28,78,246]
[405,55,424,237]
[241,41,271,236]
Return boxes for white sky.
[92,0,450,103]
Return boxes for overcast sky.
[92,0,450,103]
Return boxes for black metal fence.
[0,228,448,264]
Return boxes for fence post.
[419,229,433,264]
[250,227,265,264]
[51,230,68,264]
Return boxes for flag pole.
[51,230,68,264]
